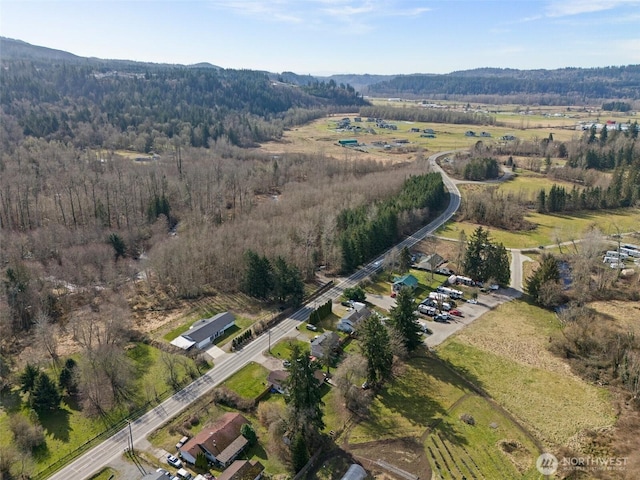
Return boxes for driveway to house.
[47,151,461,480]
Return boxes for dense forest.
[0,40,438,348]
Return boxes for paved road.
[48,151,461,480]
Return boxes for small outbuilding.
[340,464,367,480]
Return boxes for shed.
[180,312,235,350]
[340,464,367,480]
[217,460,264,480]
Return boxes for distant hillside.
[0,37,222,70]
[0,38,367,149]
[365,66,640,103]
[0,37,84,63]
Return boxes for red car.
[450,309,463,317]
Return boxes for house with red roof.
[179,412,250,467]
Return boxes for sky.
[1,0,640,75]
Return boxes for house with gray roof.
[171,312,236,350]
[310,331,339,360]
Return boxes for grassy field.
[343,354,540,478]
[471,172,581,202]
[220,362,270,399]
[0,343,199,477]
[437,300,616,447]
[437,208,640,249]
[261,115,579,162]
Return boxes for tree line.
[366,65,640,103]
[358,105,495,126]
[338,172,447,272]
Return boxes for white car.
[167,454,182,468]
[466,298,478,304]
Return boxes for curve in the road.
[47,151,461,480]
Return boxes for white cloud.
[545,0,640,17]
[208,0,430,29]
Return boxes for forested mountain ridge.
[0,37,367,150]
[365,65,640,103]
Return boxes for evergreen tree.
[195,452,208,471]
[600,124,608,146]
[20,364,40,395]
[463,226,510,284]
[463,226,490,281]
[537,189,546,213]
[360,315,393,386]
[291,431,309,473]
[526,254,561,306]
[285,344,324,435]
[59,358,78,395]
[486,243,510,286]
[389,289,421,352]
[107,232,127,260]
[240,423,258,446]
[31,372,61,412]
[272,257,303,306]
[399,247,412,273]
[242,250,273,299]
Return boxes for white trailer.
[620,247,640,258]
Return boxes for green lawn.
[436,208,640,249]
[221,362,270,400]
[268,338,309,360]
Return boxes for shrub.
[460,413,475,426]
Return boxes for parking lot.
[367,287,519,348]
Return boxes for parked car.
[450,309,463,317]
[175,435,189,450]
[283,360,291,368]
[423,326,433,335]
[157,468,171,477]
[435,313,449,323]
[466,298,478,304]
[362,381,370,390]
[489,284,500,291]
[306,324,318,331]
[167,454,182,468]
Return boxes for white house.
[337,302,371,333]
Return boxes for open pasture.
[437,301,615,447]
[438,208,640,249]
